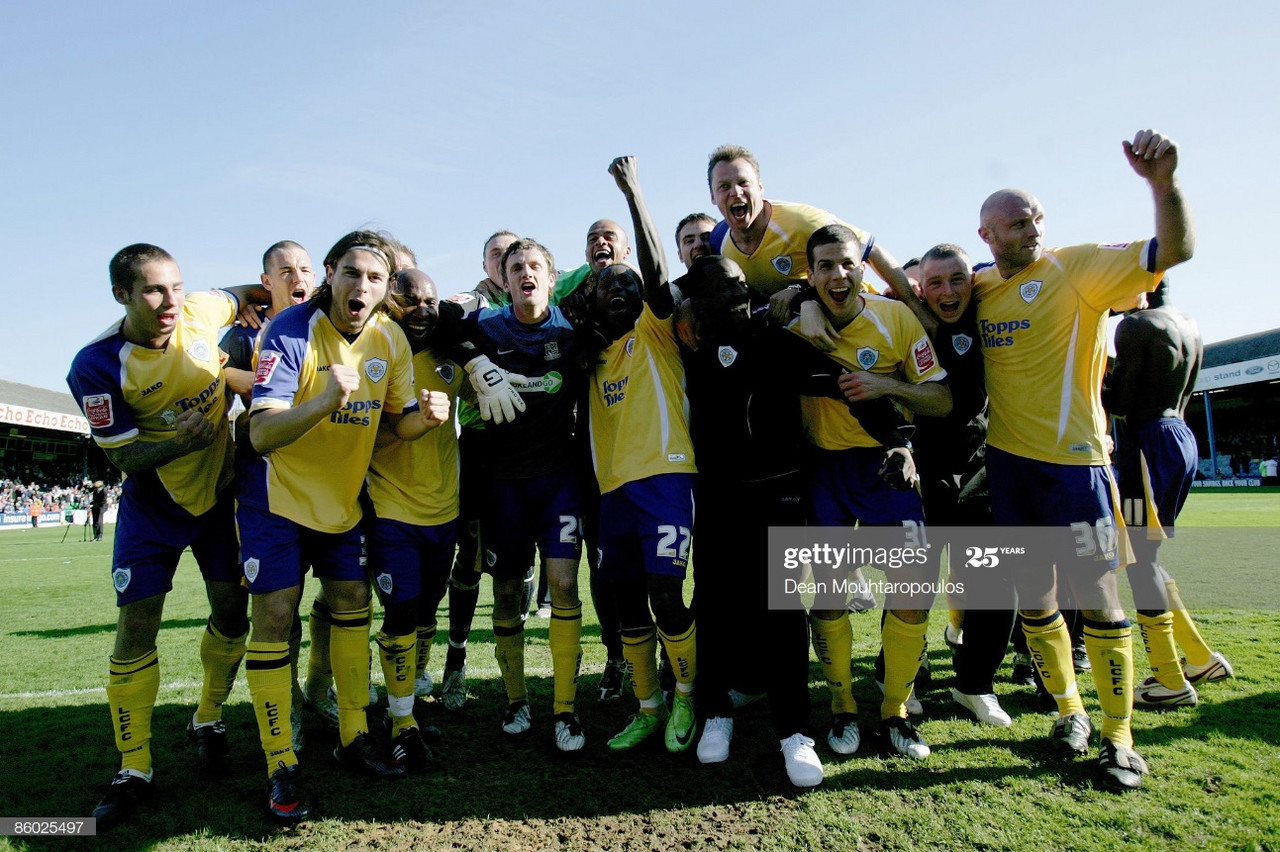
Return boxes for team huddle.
[69,129,1235,827]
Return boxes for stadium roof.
[1202,328,1280,369]
[0,379,89,435]
[1196,328,1280,393]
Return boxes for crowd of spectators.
[0,465,120,517]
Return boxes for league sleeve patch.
[255,350,281,386]
[912,337,936,374]
[82,394,114,429]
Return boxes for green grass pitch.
[0,493,1277,851]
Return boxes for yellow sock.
[658,621,696,694]
[881,612,928,720]
[196,619,247,724]
[246,641,296,777]
[376,630,418,736]
[1166,579,1213,667]
[330,606,372,747]
[1084,619,1135,749]
[108,648,159,776]
[415,622,437,680]
[1021,612,1085,717]
[1136,611,1183,689]
[493,616,527,704]
[549,604,583,714]
[810,613,857,716]
[305,599,333,699]
[621,625,661,710]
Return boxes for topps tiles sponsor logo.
[331,399,382,426]
[601,375,628,406]
[979,318,1030,348]
[175,376,222,414]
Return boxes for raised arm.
[609,156,673,318]
[1124,128,1194,272]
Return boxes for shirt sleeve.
[250,317,305,412]
[67,347,139,448]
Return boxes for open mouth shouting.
[934,296,962,320]
[826,284,852,306]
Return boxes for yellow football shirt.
[712,201,872,298]
[366,349,465,526]
[974,241,1160,465]
[67,290,239,515]
[588,304,696,494]
[789,295,946,450]
[248,304,417,532]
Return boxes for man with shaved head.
[974,129,1194,791]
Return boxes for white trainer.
[780,733,824,787]
[881,716,931,759]
[697,716,733,764]
[440,667,467,711]
[414,672,433,698]
[502,700,532,735]
[827,713,861,755]
[554,713,585,752]
[951,688,1012,726]
[1134,676,1198,707]
[1184,651,1235,685]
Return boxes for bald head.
[586,219,631,272]
[978,189,1046,276]
[979,189,1041,229]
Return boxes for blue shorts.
[808,447,926,527]
[1115,417,1196,534]
[366,516,457,604]
[111,488,241,606]
[598,473,695,582]
[482,467,583,581]
[236,504,365,594]
[986,446,1122,570]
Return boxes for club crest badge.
[112,567,131,593]
[544,341,560,361]
[1020,280,1043,303]
[625,337,636,357]
[952,334,973,355]
[436,363,456,384]
[376,573,393,594]
[718,345,738,368]
[772,256,792,275]
[364,358,387,383]
[243,558,260,583]
[160,409,177,428]
[188,339,211,363]
[485,549,498,568]
[856,347,879,369]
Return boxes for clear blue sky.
[4,1,1276,392]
